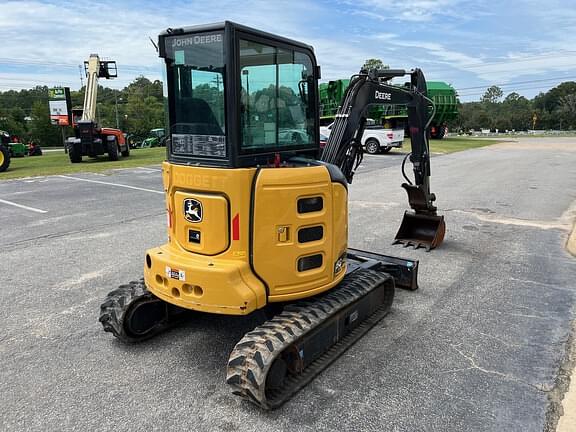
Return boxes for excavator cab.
[159,23,320,168]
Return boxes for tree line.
[0,76,164,146]
[2,75,576,147]
[451,82,576,132]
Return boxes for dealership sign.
[48,87,72,126]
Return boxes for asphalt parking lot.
[1,138,575,432]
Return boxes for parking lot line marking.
[137,167,162,172]
[58,175,164,194]
[0,198,48,213]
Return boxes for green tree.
[29,101,61,146]
[125,94,164,137]
[125,76,163,100]
[481,86,503,104]
[456,101,487,131]
[557,94,576,129]
[479,86,504,129]
[500,92,532,131]
[0,107,28,138]
[534,82,576,113]
[362,59,389,71]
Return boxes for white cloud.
[0,0,329,89]
[1,0,576,102]
[343,0,485,22]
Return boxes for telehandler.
[100,22,445,409]
[66,55,129,162]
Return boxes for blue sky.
[1,0,576,101]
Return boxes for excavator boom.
[320,69,445,250]
[80,55,118,122]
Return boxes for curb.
[568,223,576,256]
[555,322,576,432]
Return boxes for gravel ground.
[0,138,575,431]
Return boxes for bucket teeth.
[394,239,432,252]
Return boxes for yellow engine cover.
[253,166,347,301]
[143,161,348,315]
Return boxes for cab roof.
[158,21,314,53]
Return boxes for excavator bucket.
[394,183,446,251]
[393,211,445,251]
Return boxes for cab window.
[239,39,314,153]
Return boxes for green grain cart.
[425,81,459,139]
[319,78,458,139]
[319,79,350,126]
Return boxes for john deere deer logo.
[184,198,202,223]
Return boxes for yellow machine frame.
[144,162,348,315]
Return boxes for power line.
[456,82,576,97]
[1,57,575,102]
[455,75,576,91]
[458,84,565,98]
[0,57,158,74]
[4,50,575,78]
[447,50,576,70]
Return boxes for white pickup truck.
[320,120,404,154]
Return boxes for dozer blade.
[393,211,446,251]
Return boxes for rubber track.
[99,279,174,343]
[226,269,394,409]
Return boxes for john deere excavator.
[99,22,445,409]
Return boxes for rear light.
[232,213,240,241]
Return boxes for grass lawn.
[0,147,166,180]
[403,136,506,154]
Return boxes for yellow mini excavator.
[99,21,445,409]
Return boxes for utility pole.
[78,65,84,87]
[115,93,120,129]
[61,125,67,153]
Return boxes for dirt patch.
[492,137,576,152]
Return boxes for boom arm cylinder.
[81,54,101,122]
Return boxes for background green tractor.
[138,128,166,148]
[0,130,27,158]
[0,130,11,172]
[8,142,27,158]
